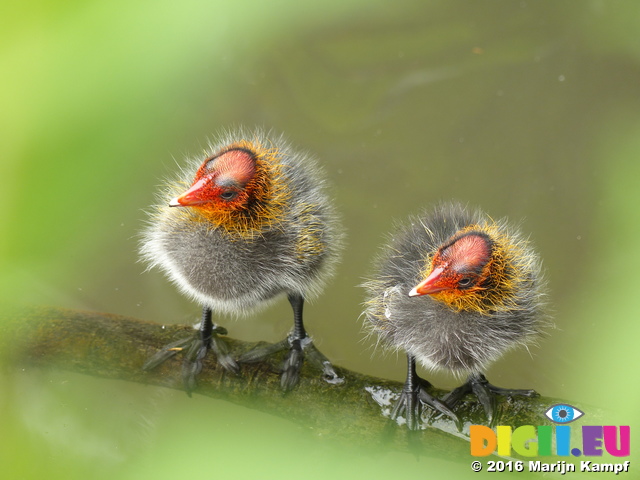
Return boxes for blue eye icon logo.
[545,404,584,424]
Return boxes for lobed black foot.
[390,382,460,431]
[444,373,538,426]
[390,387,421,430]
[179,325,239,394]
[238,292,343,391]
[391,355,460,430]
[280,337,305,392]
[304,339,343,385]
[142,308,239,396]
[238,334,344,391]
[417,384,462,430]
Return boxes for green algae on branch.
[1,306,563,459]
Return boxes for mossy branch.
[2,306,574,460]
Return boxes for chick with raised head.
[140,129,343,391]
[363,202,547,429]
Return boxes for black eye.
[220,190,238,201]
[458,277,473,288]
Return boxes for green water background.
[2,1,639,478]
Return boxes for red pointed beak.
[409,266,447,297]
[169,177,210,207]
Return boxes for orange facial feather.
[418,224,527,314]
[172,139,291,238]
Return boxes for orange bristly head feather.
[170,139,290,237]
[411,223,530,314]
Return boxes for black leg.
[280,293,307,391]
[390,355,421,430]
[238,292,343,391]
[289,292,307,340]
[191,307,238,372]
[199,306,214,350]
[444,372,538,426]
[390,355,460,430]
[181,307,212,393]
